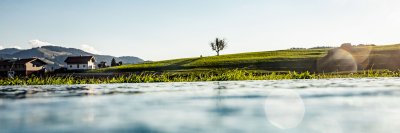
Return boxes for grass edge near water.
[0,69,399,86]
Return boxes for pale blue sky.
[1,0,400,60]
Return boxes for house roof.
[64,56,95,64]
[0,58,47,65]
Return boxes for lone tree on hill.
[111,58,118,67]
[210,38,227,56]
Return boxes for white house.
[64,56,96,70]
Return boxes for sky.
[1,0,400,61]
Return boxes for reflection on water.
[264,89,305,129]
[1,78,400,133]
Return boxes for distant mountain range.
[0,46,144,68]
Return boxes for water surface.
[1,78,400,133]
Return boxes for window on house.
[83,65,86,67]
[70,65,72,68]
[77,64,79,68]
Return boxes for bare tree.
[210,38,227,56]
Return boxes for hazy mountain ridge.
[0,48,22,56]
[0,46,144,67]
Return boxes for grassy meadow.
[96,44,400,74]
[1,69,400,85]
[92,48,330,73]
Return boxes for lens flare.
[350,46,373,69]
[317,45,379,72]
[264,89,305,129]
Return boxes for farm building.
[0,58,47,77]
[64,56,96,71]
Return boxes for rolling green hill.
[93,44,400,74]
[93,48,331,73]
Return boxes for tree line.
[97,58,122,68]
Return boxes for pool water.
[1,78,400,133]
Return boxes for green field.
[92,44,400,74]
[93,48,330,73]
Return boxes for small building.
[0,58,47,77]
[64,56,96,70]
